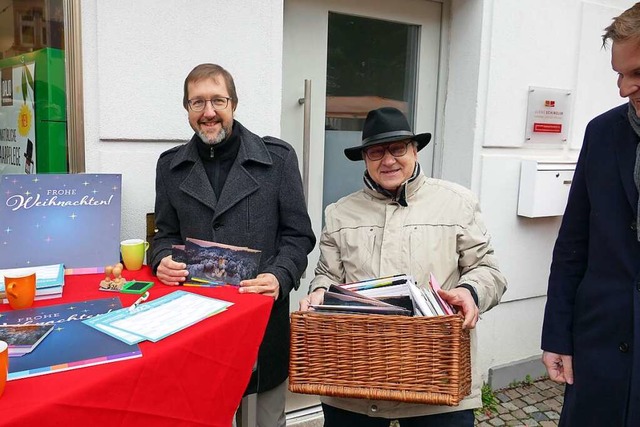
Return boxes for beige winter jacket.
[310,171,507,418]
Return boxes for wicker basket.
[289,311,471,406]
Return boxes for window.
[325,13,418,131]
[0,0,84,174]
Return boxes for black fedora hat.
[344,107,432,161]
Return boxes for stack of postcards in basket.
[310,273,455,317]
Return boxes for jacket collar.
[363,168,426,203]
[169,120,273,170]
[169,120,274,218]
[613,104,640,214]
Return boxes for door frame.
[281,0,450,293]
[280,0,450,417]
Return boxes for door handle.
[298,79,311,206]
[298,80,312,279]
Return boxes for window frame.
[63,0,84,173]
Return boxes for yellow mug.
[0,340,7,398]
[4,273,36,310]
[120,239,150,271]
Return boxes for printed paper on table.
[84,290,233,345]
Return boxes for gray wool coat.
[151,121,315,394]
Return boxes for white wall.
[444,0,637,375]
[81,0,284,243]
[476,294,549,373]
[441,0,485,190]
[481,0,627,149]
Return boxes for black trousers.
[322,403,475,427]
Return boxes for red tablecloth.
[0,267,273,427]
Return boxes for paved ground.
[290,378,565,427]
[475,378,565,427]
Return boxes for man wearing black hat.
[300,107,506,426]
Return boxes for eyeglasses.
[363,141,411,161]
[187,97,231,112]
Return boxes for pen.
[129,291,149,312]
[184,278,226,287]
[183,282,220,288]
[190,278,220,284]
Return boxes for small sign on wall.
[525,86,572,145]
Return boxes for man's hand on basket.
[299,288,326,311]
[437,287,479,329]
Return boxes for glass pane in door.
[323,12,419,214]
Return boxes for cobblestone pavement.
[475,378,565,427]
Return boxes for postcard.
[309,304,411,316]
[0,324,54,356]
[429,273,455,315]
[174,238,261,285]
[325,285,398,308]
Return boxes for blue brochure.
[0,297,142,380]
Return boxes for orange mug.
[0,341,7,397]
[4,273,36,310]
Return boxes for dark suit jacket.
[152,121,315,394]
[542,104,640,426]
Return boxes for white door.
[281,0,443,414]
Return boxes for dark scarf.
[627,102,640,242]
[363,162,421,207]
[195,122,240,199]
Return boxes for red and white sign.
[533,123,562,133]
[525,86,572,145]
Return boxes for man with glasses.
[151,63,315,427]
[300,107,506,426]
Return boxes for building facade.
[1,0,635,420]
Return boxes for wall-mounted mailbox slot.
[517,160,576,218]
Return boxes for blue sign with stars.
[0,174,121,271]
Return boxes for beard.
[197,122,230,145]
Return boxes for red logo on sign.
[544,100,555,107]
[533,123,562,133]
